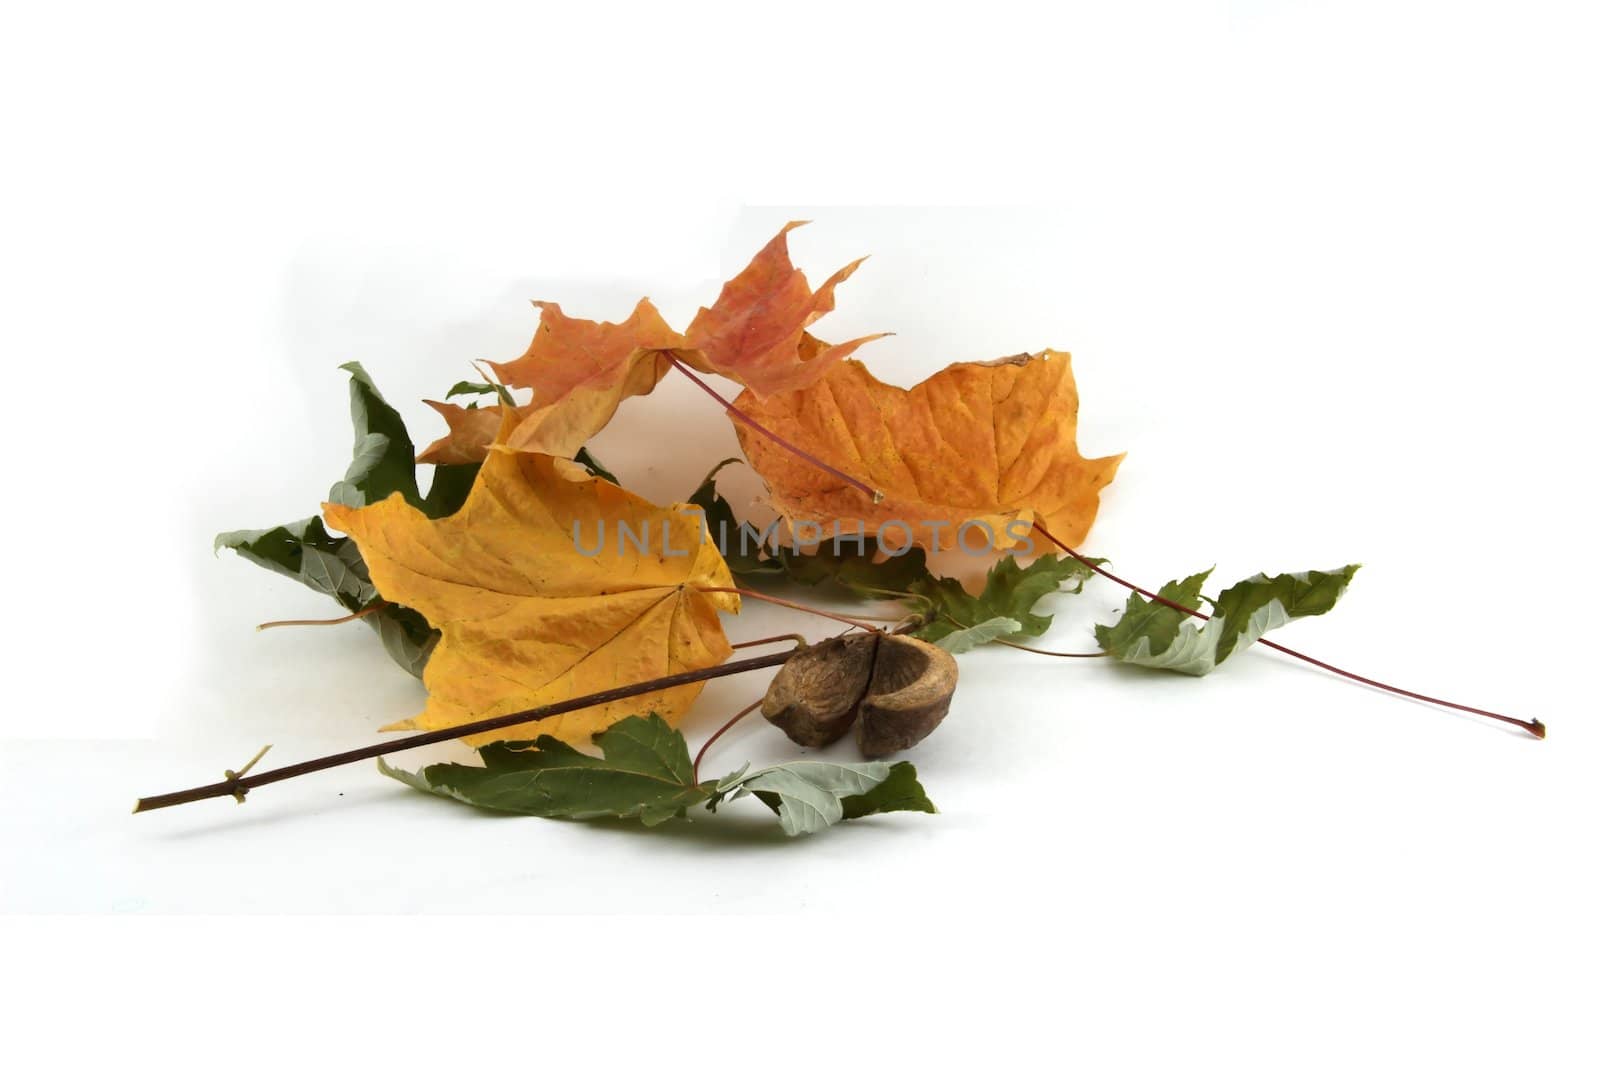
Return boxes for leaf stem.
[731,633,809,651]
[664,354,883,503]
[132,649,798,813]
[692,698,763,783]
[256,601,389,631]
[1032,522,1545,738]
[700,586,883,633]
[990,637,1109,658]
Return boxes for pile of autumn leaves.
[220,224,1357,835]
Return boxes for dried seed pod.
[761,634,878,747]
[854,634,958,758]
[761,632,959,756]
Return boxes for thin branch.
[1032,521,1545,738]
[133,649,798,813]
[665,354,882,503]
[692,698,763,783]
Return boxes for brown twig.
[1032,521,1545,738]
[133,649,798,813]
[665,354,882,503]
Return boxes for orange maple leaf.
[417,398,618,467]
[417,399,503,465]
[731,353,1123,552]
[431,224,883,462]
[476,298,685,458]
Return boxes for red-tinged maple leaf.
[452,225,885,459]
[682,221,889,398]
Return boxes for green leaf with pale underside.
[933,616,1023,653]
[713,759,936,835]
[381,714,713,827]
[912,553,1098,649]
[1096,565,1361,676]
[381,714,936,836]
[217,364,477,677]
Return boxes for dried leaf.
[324,422,739,746]
[417,400,502,465]
[462,225,882,459]
[683,221,887,397]
[733,353,1123,551]
[418,401,621,488]
[483,298,685,457]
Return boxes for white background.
[3,1,1596,1064]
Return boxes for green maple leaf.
[687,459,784,576]
[442,377,519,409]
[776,535,932,596]
[380,714,714,827]
[912,553,1099,652]
[381,714,936,836]
[443,379,502,401]
[216,363,478,676]
[710,759,937,835]
[1096,565,1361,675]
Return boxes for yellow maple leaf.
[732,352,1124,552]
[323,437,739,746]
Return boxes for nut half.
[761,634,877,748]
[855,634,958,758]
